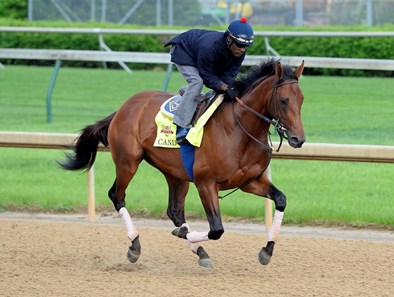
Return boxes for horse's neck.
[243,75,274,114]
[237,76,274,132]
[212,76,274,156]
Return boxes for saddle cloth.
[154,94,224,148]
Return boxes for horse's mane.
[233,58,297,96]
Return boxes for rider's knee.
[188,76,203,88]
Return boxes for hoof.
[127,236,141,263]
[127,248,140,263]
[197,246,213,269]
[258,241,275,266]
[198,258,213,269]
[258,247,271,265]
[171,226,188,239]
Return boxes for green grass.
[0,65,393,228]
[301,76,394,145]
[0,65,186,132]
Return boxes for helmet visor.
[228,32,254,46]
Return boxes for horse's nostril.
[290,136,305,148]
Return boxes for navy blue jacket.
[164,29,245,92]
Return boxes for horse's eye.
[280,97,289,106]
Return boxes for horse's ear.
[275,62,284,80]
[294,60,305,78]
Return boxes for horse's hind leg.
[108,180,140,263]
[165,174,213,269]
[108,149,144,263]
[164,174,188,227]
[179,223,213,269]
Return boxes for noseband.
[233,78,299,152]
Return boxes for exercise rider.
[164,17,254,144]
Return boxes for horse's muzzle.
[288,135,305,148]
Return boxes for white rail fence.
[1,27,393,123]
[1,131,393,223]
[1,26,394,70]
[2,48,394,71]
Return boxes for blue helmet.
[226,17,254,46]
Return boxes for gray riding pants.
[173,63,204,128]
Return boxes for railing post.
[161,63,173,91]
[46,59,62,123]
[98,33,132,73]
[295,0,304,26]
[88,165,96,222]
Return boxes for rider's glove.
[224,87,237,102]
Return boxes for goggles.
[234,42,248,48]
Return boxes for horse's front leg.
[242,174,286,265]
[172,182,223,268]
[165,175,213,268]
[258,202,285,265]
[172,223,213,268]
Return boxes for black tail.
[58,112,116,171]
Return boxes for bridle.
[233,78,299,152]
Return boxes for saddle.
[163,87,218,126]
[155,90,224,148]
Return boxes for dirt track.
[0,212,393,297]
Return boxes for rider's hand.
[224,86,237,101]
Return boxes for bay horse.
[60,58,305,268]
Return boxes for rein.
[234,79,298,152]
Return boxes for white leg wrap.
[188,241,200,254]
[119,207,138,241]
[181,223,201,253]
[181,222,191,230]
[186,231,209,243]
[267,210,284,242]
